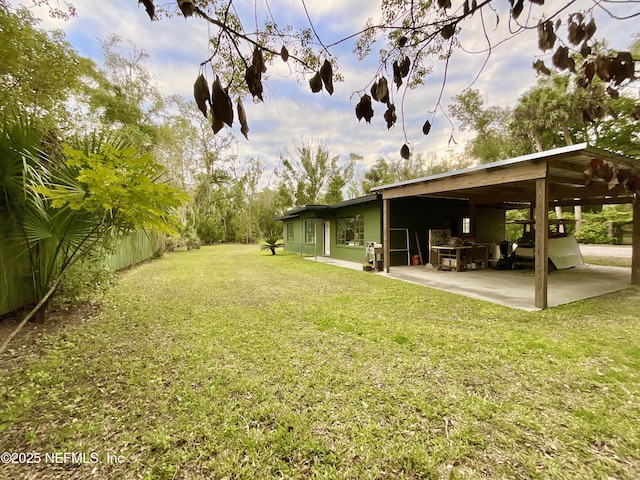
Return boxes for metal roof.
[370,143,639,207]
[371,143,638,192]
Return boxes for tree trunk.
[575,205,583,233]
[555,206,565,234]
[531,130,543,153]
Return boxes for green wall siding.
[329,203,381,263]
[282,202,381,263]
[280,197,505,266]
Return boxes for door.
[323,221,330,256]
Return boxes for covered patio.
[305,255,632,311]
[371,143,640,309]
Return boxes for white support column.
[383,197,390,273]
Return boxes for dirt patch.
[0,302,101,371]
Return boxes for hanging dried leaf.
[400,144,410,160]
[211,76,233,128]
[437,0,451,8]
[533,59,551,76]
[578,107,593,124]
[375,77,389,104]
[609,51,635,85]
[596,161,613,182]
[585,158,640,194]
[590,157,604,170]
[595,55,612,82]
[583,165,594,186]
[211,118,224,134]
[237,97,249,140]
[252,46,267,74]
[355,94,374,123]
[567,20,585,45]
[463,0,470,16]
[606,86,620,99]
[441,23,455,40]
[530,0,544,4]
[384,104,396,130]
[393,61,403,90]
[398,36,408,48]
[309,72,322,93]
[582,61,595,86]
[193,74,210,118]
[400,57,410,77]
[422,119,431,136]
[139,0,155,20]
[537,20,556,52]
[320,59,334,95]
[583,19,597,42]
[511,0,524,19]
[281,45,289,62]
[580,43,592,58]
[177,0,195,17]
[552,46,570,70]
[370,80,379,102]
[245,65,263,101]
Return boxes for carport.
[372,143,640,309]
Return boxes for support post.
[383,197,390,273]
[632,194,640,285]
[535,176,549,309]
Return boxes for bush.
[575,206,632,245]
[54,250,117,308]
[196,216,221,244]
[574,217,613,244]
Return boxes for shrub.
[54,250,117,308]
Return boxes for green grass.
[583,255,632,268]
[1,244,639,479]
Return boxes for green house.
[277,194,382,264]
[277,193,506,266]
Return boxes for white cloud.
[12,0,640,185]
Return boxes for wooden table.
[432,245,489,272]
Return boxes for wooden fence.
[0,236,35,316]
[0,230,159,317]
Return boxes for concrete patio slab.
[305,256,633,311]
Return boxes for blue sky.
[16,1,639,183]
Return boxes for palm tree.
[1,117,187,353]
[260,231,284,255]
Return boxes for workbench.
[432,245,489,272]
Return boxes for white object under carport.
[548,236,584,269]
[514,235,584,269]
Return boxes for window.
[286,223,294,242]
[304,220,315,243]
[337,214,364,247]
[462,217,471,235]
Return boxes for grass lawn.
[1,244,639,479]
[583,256,632,268]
